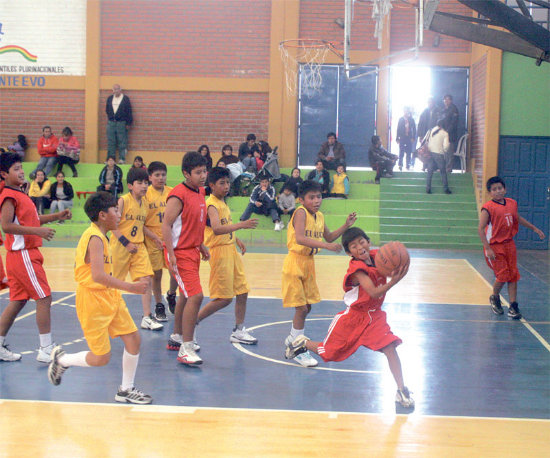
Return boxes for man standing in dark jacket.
[396,107,417,171]
[417,97,440,142]
[441,94,459,172]
[106,84,133,164]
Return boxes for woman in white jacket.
[426,120,452,194]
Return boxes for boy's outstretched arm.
[294,208,341,252]
[162,196,182,274]
[0,199,55,240]
[354,263,408,299]
[207,205,257,235]
[88,236,147,294]
[323,212,357,243]
[39,209,72,224]
[478,210,495,260]
[518,216,545,239]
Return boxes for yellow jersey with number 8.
[117,193,146,243]
[286,206,324,256]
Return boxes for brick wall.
[0,89,85,149]
[390,0,471,52]
[470,54,487,200]
[299,0,378,51]
[98,90,268,156]
[101,0,271,78]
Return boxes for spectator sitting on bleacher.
[368,135,397,184]
[307,160,330,197]
[239,134,260,172]
[7,135,28,160]
[277,184,296,220]
[97,156,123,198]
[49,171,74,222]
[56,127,80,177]
[218,144,239,166]
[330,164,350,198]
[285,167,304,196]
[198,145,213,171]
[132,155,147,170]
[240,176,284,231]
[29,169,51,215]
[32,126,58,178]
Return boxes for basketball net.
[279,39,334,97]
[371,0,392,50]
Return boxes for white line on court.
[463,259,550,353]
[233,318,381,374]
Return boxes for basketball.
[375,241,410,277]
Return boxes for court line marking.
[463,259,550,353]
[13,292,76,323]
[233,318,381,374]
[3,398,550,422]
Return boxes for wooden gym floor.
[0,247,549,457]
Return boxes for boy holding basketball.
[48,192,152,404]
[282,180,356,367]
[478,176,545,319]
[286,227,414,407]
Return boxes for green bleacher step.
[380,208,477,218]
[380,224,478,235]
[380,232,481,245]
[380,200,476,210]
[380,216,478,226]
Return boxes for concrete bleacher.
[21,162,480,250]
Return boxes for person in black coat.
[307,160,330,197]
[97,157,124,198]
[106,84,133,164]
[396,107,417,171]
[49,171,74,216]
[441,94,460,172]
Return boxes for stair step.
[380,224,478,235]
[381,232,481,244]
[379,240,481,250]
[380,200,476,210]
[380,208,477,218]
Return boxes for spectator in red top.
[32,126,58,178]
[56,127,80,177]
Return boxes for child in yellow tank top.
[329,164,350,198]
[144,161,178,321]
[111,168,162,332]
[282,180,356,368]
[47,191,152,404]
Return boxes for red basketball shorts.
[484,240,520,283]
[6,248,51,301]
[165,247,202,298]
[317,308,401,362]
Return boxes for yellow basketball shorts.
[208,244,249,299]
[145,238,167,272]
[281,252,320,308]
[75,285,137,356]
[111,241,154,281]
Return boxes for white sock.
[290,326,303,340]
[121,350,139,391]
[39,333,52,348]
[170,333,183,343]
[58,351,90,368]
[0,335,5,346]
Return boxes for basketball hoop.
[279,39,342,97]
[372,0,393,50]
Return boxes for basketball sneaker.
[293,351,318,367]
[155,303,168,322]
[177,342,203,366]
[490,294,504,315]
[36,342,56,363]
[395,387,415,408]
[48,346,68,386]
[141,314,163,331]
[0,343,22,362]
[284,335,311,361]
[507,302,522,320]
[115,386,153,405]
[167,334,200,351]
[230,326,258,345]
[166,291,177,314]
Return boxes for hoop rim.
[279,38,336,49]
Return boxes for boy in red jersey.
[0,152,71,362]
[162,152,209,365]
[285,227,414,408]
[478,176,545,319]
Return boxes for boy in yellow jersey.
[282,180,356,367]
[48,192,152,404]
[144,161,178,321]
[111,168,163,331]
[196,167,259,345]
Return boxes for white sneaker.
[37,343,56,363]
[177,342,203,365]
[396,387,415,408]
[230,327,258,345]
[293,351,318,367]
[115,386,153,404]
[141,314,164,331]
[274,221,284,231]
[0,343,22,362]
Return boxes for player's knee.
[89,351,111,366]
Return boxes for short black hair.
[246,133,256,142]
[327,132,336,139]
[208,166,230,184]
[222,144,233,153]
[0,152,22,173]
[342,227,370,254]
[299,179,322,198]
[182,151,207,174]
[127,167,149,184]
[42,125,52,132]
[84,191,117,222]
[371,135,380,145]
[444,94,453,101]
[148,161,167,175]
[61,126,73,137]
[486,176,505,191]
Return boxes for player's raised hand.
[36,226,55,241]
[345,212,357,227]
[326,242,342,253]
[129,278,149,294]
[390,263,409,284]
[126,242,138,254]
[240,218,258,229]
[236,238,247,255]
[58,209,72,221]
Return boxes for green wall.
[500,53,550,136]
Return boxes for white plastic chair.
[454,133,469,173]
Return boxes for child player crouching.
[286,227,414,408]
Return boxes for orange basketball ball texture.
[375,241,410,277]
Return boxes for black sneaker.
[155,303,167,322]
[507,302,522,319]
[166,291,176,314]
[445,189,452,194]
[490,294,504,315]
